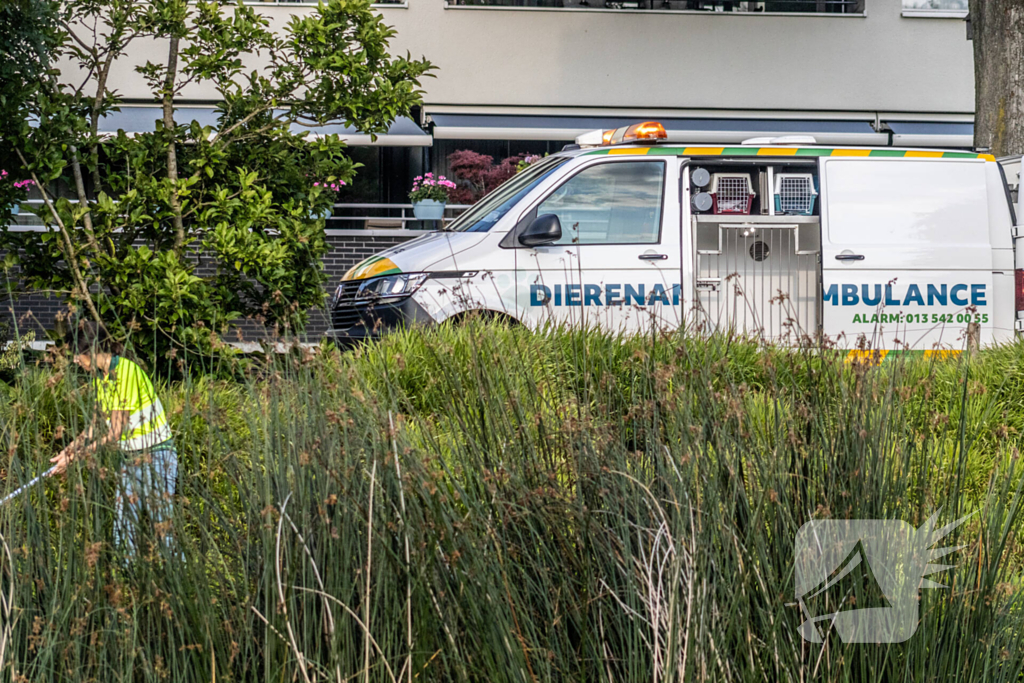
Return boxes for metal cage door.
[694,216,822,344]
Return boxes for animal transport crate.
[710,173,756,215]
[773,173,818,215]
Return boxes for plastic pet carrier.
[773,173,818,215]
[710,173,755,215]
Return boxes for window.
[902,0,966,13]
[448,0,863,12]
[448,155,569,232]
[536,161,664,245]
[249,0,404,4]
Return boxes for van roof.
[576,144,995,161]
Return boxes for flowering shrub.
[313,180,347,192]
[0,169,34,217]
[516,154,545,173]
[446,150,542,204]
[311,179,347,215]
[409,173,455,203]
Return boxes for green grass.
[0,321,1022,681]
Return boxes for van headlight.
[356,273,429,302]
[331,284,345,307]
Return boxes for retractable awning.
[427,113,887,146]
[885,121,974,149]
[293,115,431,146]
[94,107,432,147]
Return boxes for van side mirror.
[518,214,562,247]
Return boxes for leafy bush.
[0,0,433,364]
[0,171,32,217]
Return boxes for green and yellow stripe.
[844,349,962,366]
[588,147,995,161]
[342,254,402,282]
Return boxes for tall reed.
[0,321,1021,682]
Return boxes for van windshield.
[447,156,570,233]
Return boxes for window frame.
[900,0,966,17]
[444,1,865,15]
[507,157,669,248]
[900,9,967,17]
[234,1,407,6]
[447,154,571,233]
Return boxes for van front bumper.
[328,295,435,345]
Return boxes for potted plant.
[410,173,455,221]
[1,170,34,216]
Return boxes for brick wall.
[2,229,423,341]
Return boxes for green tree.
[0,0,432,363]
[0,0,60,133]
[0,0,60,215]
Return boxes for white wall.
[89,1,975,115]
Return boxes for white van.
[331,123,1021,353]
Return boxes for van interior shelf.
[693,214,820,225]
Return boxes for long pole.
[0,466,57,506]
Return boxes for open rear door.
[999,155,1024,337]
[998,155,1020,209]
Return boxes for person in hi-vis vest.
[51,323,177,554]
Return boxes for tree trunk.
[162,35,185,253]
[89,50,116,193]
[970,0,1024,156]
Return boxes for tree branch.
[208,106,269,146]
[89,48,118,192]
[162,35,186,253]
[68,146,101,254]
[14,149,106,332]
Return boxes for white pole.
[0,466,57,506]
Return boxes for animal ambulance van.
[330,122,1022,353]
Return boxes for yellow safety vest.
[94,357,172,451]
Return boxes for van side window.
[536,161,665,245]
[825,160,989,246]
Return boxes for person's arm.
[50,410,129,475]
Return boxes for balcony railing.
[325,203,472,230]
[448,0,863,11]
[266,0,406,3]
[6,202,472,231]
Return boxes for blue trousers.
[114,443,177,555]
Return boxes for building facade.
[89,0,975,207]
